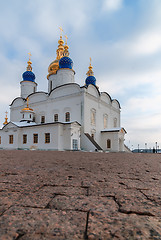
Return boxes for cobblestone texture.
[0,150,160,239]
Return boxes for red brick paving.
[0,150,161,239]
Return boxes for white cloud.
[28,0,90,41]
[126,31,161,56]
[102,0,123,12]
[123,113,161,149]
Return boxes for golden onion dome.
[47,59,59,79]
[47,27,64,79]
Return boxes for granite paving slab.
[0,150,160,239]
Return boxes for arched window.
[65,112,70,122]
[34,87,36,93]
[9,135,13,144]
[91,109,96,126]
[50,81,52,92]
[45,133,50,143]
[114,118,117,127]
[41,116,45,123]
[54,114,58,122]
[107,139,111,148]
[104,114,108,129]
[23,134,27,144]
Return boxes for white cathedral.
[0,32,127,152]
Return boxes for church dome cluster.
[22,29,97,88]
[47,29,74,79]
[47,29,97,87]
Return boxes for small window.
[54,114,58,122]
[34,87,36,93]
[91,109,96,126]
[45,133,50,143]
[30,114,32,118]
[41,116,45,123]
[107,139,111,148]
[23,114,24,119]
[33,134,38,144]
[104,114,108,129]
[33,116,35,122]
[23,134,27,144]
[0,136,1,144]
[9,135,13,144]
[65,112,70,122]
[91,133,94,139]
[73,139,78,150]
[50,81,52,92]
[114,118,117,128]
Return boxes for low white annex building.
[0,33,126,152]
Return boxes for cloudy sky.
[0,0,161,150]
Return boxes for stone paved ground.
[0,150,160,240]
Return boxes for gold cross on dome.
[90,57,92,66]
[65,35,68,44]
[28,52,31,61]
[26,97,29,108]
[59,27,63,37]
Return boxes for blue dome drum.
[85,75,96,86]
[59,56,73,69]
[22,71,35,82]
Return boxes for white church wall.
[83,89,111,136]
[83,85,121,151]
[0,122,81,151]
[118,131,125,151]
[49,83,81,99]
[10,108,22,122]
[101,132,119,152]
[63,125,72,150]
[10,98,25,107]
[28,92,48,103]
[10,87,83,126]
[0,126,19,149]
[86,85,100,98]
[80,132,96,151]
[110,108,120,127]
[112,99,120,109]
[18,124,59,150]
[100,92,112,105]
